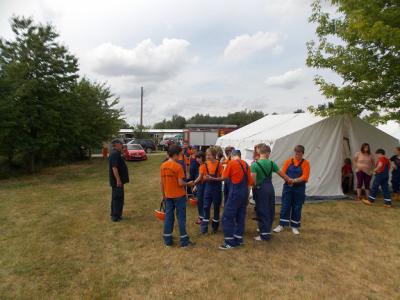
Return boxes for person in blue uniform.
[195,147,224,234]
[222,146,234,204]
[251,144,291,241]
[274,145,310,235]
[363,148,392,207]
[193,151,206,224]
[219,150,253,249]
[390,147,400,196]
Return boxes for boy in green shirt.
[251,144,290,241]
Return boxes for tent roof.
[378,121,400,141]
[218,113,324,143]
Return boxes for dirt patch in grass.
[0,155,399,299]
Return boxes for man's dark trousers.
[111,185,124,220]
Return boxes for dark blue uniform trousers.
[369,172,391,204]
[111,185,124,220]
[196,183,205,220]
[222,183,248,246]
[201,183,222,233]
[253,177,275,240]
[279,184,305,228]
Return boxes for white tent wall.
[216,114,399,200]
[270,115,345,198]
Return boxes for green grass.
[0,155,399,299]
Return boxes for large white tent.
[216,113,399,200]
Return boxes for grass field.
[0,154,399,299]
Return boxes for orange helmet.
[189,197,198,207]
[155,199,166,221]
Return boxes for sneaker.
[362,199,373,206]
[219,243,235,250]
[384,204,392,208]
[292,227,300,235]
[181,241,195,248]
[273,225,284,233]
[254,236,262,241]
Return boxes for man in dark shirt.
[109,139,129,222]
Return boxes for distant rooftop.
[185,124,237,129]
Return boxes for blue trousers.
[196,184,205,219]
[392,170,400,193]
[369,173,391,204]
[163,197,190,246]
[201,185,222,233]
[224,179,230,204]
[253,179,275,240]
[222,185,248,246]
[279,184,305,228]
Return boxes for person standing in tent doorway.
[220,149,253,249]
[274,145,310,235]
[390,147,400,199]
[354,143,374,201]
[251,144,291,241]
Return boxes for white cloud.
[91,38,194,80]
[223,31,282,61]
[265,68,304,89]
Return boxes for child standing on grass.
[193,151,206,225]
[274,145,310,235]
[251,144,290,242]
[195,147,224,234]
[220,150,253,249]
[362,149,392,208]
[390,147,400,197]
[160,145,194,247]
[341,158,354,194]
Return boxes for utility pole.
[140,86,143,130]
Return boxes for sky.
[0,0,339,125]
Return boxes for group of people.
[344,143,400,207]
[107,138,400,249]
[159,142,310,249]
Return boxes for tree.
[307,0,400,123]
[154,114,186,129]
[293,109,305,113]
[0,17,123,172]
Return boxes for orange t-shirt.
[281,157,310,182]
[199,160,223,178]
[160,160,186,198]
[223,159,253,185]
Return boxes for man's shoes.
[219,243,235,250]
[111,218,120,222]
[273,225,284,233]
[292,227,300,235]
[254,236,271,242]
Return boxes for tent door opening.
[342,137,354,194]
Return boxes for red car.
[123,144,147,161]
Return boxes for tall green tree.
[307,0,400,123]
[0,17,123,172]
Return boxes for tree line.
[0,17,123,173]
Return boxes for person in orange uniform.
[195,147,224,234]
[177,147,190,179]
[274,145,310,235]
[160,144,194,247]
[220,150,253,249]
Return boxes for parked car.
[128,139,157,153]
[123,144,147,161]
